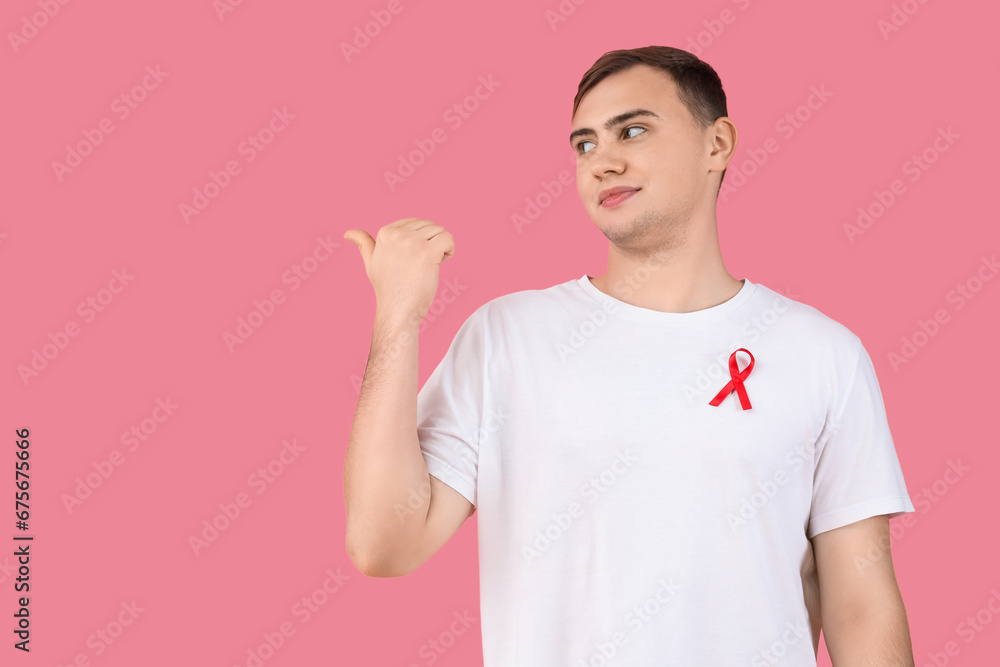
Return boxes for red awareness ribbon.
[708,348,755,410]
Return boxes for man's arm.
[344,309,475,579]
[342,220,472,578]
[812,514,915,666]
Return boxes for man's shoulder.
[750,282,864,356]
[474,275,584,321]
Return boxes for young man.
[343,46,916,666]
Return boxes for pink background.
[2,0,997,665]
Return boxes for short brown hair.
[572,46,730,187]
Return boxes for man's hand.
[343,218,455,325]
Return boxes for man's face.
[570,64,716,252]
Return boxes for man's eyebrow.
[569,108,661,145]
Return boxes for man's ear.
[709,116,738,174]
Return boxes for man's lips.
[598,186,640,206]
[600,189,640,208]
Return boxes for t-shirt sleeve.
[416,303,491,509]
[807,337,915,539]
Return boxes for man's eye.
[576,126,646,155]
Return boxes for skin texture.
[812,515,915,665]
[570,63,744,314]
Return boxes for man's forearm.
[343,309,431,573]
[824,606,915,667]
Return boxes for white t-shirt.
[416,274,915,666]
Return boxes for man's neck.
[589,221,742,315]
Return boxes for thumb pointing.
[343,229,375,269]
